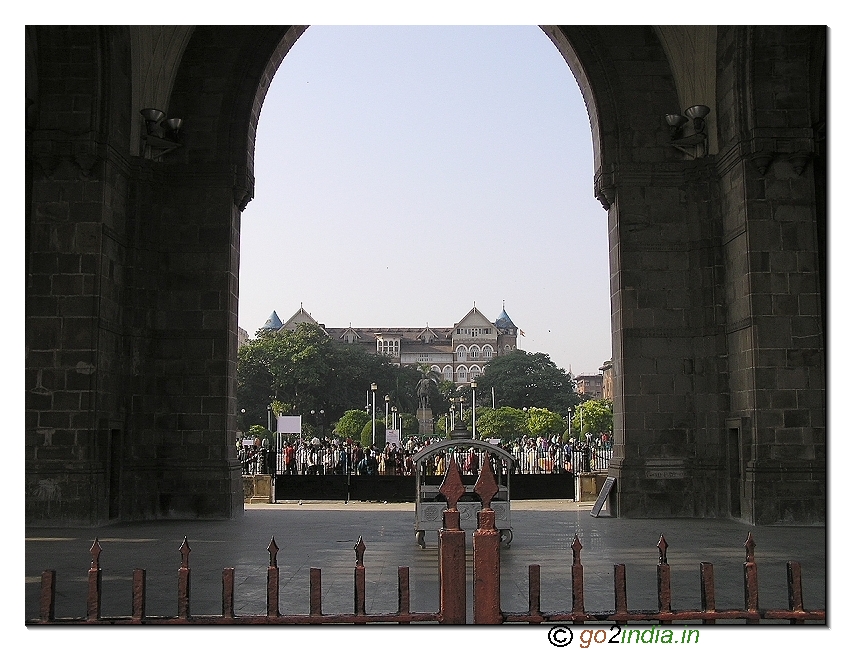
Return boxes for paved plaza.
[25,499,825,627]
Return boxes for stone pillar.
[416,407,433,436]
[606,159,727,519]
[121,162,244,520]
[711,26,826,524]
[26,26,131,525]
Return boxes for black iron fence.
[251,441,613,478]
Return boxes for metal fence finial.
[89,539,102,569]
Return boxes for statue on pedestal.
[417,374,435,410]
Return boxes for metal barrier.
[29,455,824,625]
[266,442,613,477]
[242,449,269,475]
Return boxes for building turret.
[495,304,518,355]
[261,310,283,330]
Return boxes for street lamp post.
[568,407,573,440]
[371,383,377,446]
[470,380,477,439]
[385,394,390,442]
[267,405,272,432]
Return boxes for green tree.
[571,399,613,440]
[237,323,401,429]
[427,378,453,420]
[526,407,565,439]
[400,412,420,437]
[475,406,529,441]
[361,419,386,448]
[472,350,579,417]
[334,409,370,438]
[434,413,449,437]
[246,424,272,446]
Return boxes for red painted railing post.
[268,537,280,618]
[132,568,146,622]
[700,562,716,624]
[222,567,235,619]
[743,533,759,624]
[438,458,466,624]
[310,567,323,619]
[571,534,586,621]
[614,563,628,618]
[656,535,671,623]
[472,453,502,624]
[39,569,56,622]
[86,539,102,622]
[528,565,542,623]
[177,537,191,620]
[787,561,804,625]
[354,537,366,620]
[397,566,411,622]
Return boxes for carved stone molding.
[28,131,106,180]
[594,170,615,210]
[232,169,255,211]
[749,152,773,176]
[787,152,811,176]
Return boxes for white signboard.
[386,428,400,446]
[276,415,302,435]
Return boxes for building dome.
[495,308,516,330]
[261,310,283,330]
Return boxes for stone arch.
[26,25,826,526]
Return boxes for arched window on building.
[456,365,468,383]
[443,365,453,381]
[482,344,493,359]
[469,345,480,359]
[456,345,467,361]
[469,365,481,380]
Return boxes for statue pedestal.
[417,408,434,435]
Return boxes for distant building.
[238,326,250,349]
[260,304,521,384]
[574,373,604,399]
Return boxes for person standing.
[357,449,379,476]
[463,448,479,477]
[435,452,446,476]
[283,441,296,475]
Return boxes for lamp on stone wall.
[665,113,689,139]
[665,105,710,159]
[140,108,183,158]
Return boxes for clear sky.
[238,25,612,376]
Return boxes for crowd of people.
[239,433,613,477]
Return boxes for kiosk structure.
[411,424,515,548]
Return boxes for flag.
[519,329,525,337]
